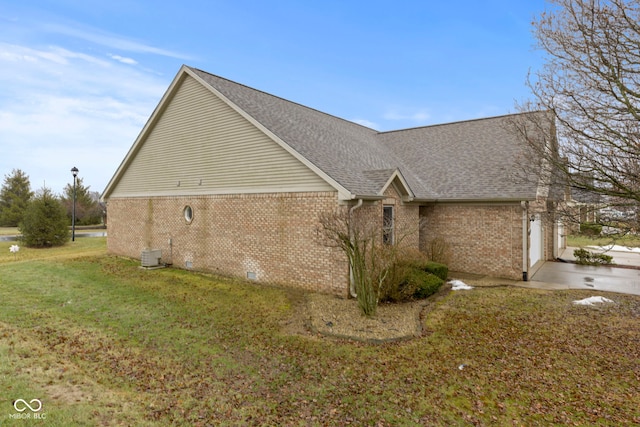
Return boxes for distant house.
[566,185,602,233]
[102,65,562,295]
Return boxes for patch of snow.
[587,245,640,253]
[573,296,614,306]
[450,280,474,291]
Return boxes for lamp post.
[71,167,78,241]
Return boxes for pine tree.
[0,169,33,227]
[19,187,70,247]
[61,177,103,225]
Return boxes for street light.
[71,167,78,241]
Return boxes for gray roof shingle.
[189,66,546,202]
[190,67,403,197]
[377,115,545,201]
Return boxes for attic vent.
[141,249,162,268]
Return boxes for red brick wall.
[420,203,524,280]
[106,192,350,295]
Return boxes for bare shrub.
[316,207,425,316]
[379,248,429,303]
[424,237,452,265]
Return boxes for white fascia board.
[101,187,342,199]
[410,197,534,204]
[378,168,415,201]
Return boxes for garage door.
[557,221,566,251]
[530,216,543,267]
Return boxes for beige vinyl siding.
[109,75,334,197]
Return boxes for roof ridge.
[188,66,377,132]
[185,66,543,202]
[376,111,543,135]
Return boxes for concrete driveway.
[528,247,640,296]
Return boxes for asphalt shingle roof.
[377,116,545,201]
[189,66,547,202]
[190,67,403,197]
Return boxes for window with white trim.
[183,205,194,224]
[382,205,394,245]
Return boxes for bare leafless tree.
[316,205,423,316]
[317,206,390,316]
[516,0,640,233]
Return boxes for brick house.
[102,65,561,296]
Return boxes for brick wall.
[345,186,421,251]
[106,192,350,295]
[420,203,524,280]
[108,191,542,293]
[382,185,420,249]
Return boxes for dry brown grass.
[0,244,638,425]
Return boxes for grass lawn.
[0,238,639,425]
[567,233,640,248]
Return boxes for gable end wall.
[109,75,334,197]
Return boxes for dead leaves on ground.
[1,256,639,425]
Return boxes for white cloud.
[0,41,169,195]
[43,22,192,60]
[383,109,431,123]
[110,54,138,65]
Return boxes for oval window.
[183,205,193,224]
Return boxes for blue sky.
[0,0,549,195]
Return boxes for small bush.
[378,248,448,303]
[590,253,614,265]
[412,271,444,299]
[19,188,69,247]
[379,248,427,302]
[379,262,419,303]
[425,237,452,264]
[424,261,449,281]
[396,247,430,268]
[380,266,445,303]
[579,222,602,236]
[573,248,614,265]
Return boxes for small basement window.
[183,205,193,224]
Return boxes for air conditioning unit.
[141,249,162,268]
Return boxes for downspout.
[349,199,363,298]
[551,205,559,259]
[521,201,529,281]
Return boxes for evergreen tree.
[60,177,103,225]
[0,169,33,227]
[19,187,69,247]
